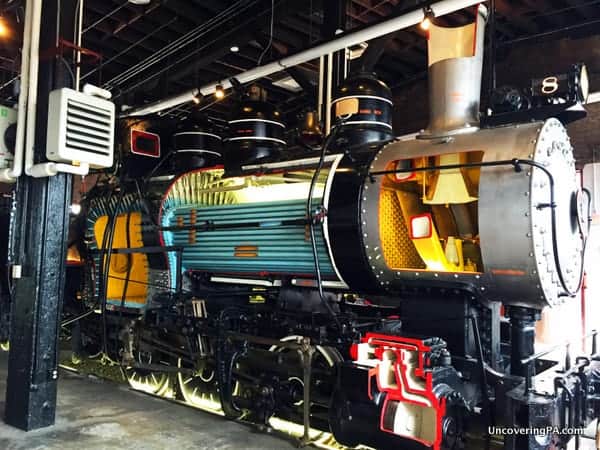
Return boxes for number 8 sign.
[541,76,559,95]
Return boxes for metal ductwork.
[420,4,487,139]
[120,0,484,118]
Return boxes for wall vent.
[46,88,115,168]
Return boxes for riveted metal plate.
[358,119,583,309]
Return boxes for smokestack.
[420,5,487,138]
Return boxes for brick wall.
[391,34,600,166]
[392,80,428,135]
[568,102,600,166]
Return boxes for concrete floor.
[0,351,596,450]
[0,352,296,450]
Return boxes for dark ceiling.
[0,0,599,126]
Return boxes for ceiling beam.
[493,1,539,35]
[84,7,168,51]
[115,0,302,97]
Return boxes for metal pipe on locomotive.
[57,5,600,450]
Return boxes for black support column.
[5,0,77,430]
[322,0,347,89]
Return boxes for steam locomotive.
[1,4,597,450]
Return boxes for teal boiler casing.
[159,168,336,286]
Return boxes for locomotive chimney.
[420,5,487,138]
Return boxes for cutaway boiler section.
[94,212,149,307]
[378,150,483,273]
[361,119,585,309]
[85,192,166,310]
[159,158,341,285]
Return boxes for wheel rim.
[177,358,223,413]
[268,336,343,444]
[126,352,171,396]
[268,336,342,406]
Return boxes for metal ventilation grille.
[65,98,113,156]
[46,88,115,168]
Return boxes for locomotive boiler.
[54,5,600,450]
[156,117,582,311]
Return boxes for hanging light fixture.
[420,6,434,31]
[215,84,225,100]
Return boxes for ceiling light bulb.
[420,16,431,31]
[230,45,239,53]
[70,204,82,215]
[215,85,225,100]
[0,18,9,38]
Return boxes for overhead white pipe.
[23,0,43,177]
[0,0,33,183]
[75,0,84,91]
[121,0,482,118]
[27,162,90,177]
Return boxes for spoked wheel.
[176,358,223,413]
[268,336,343,443]
[268,336,343,403]
[125,351,171,397]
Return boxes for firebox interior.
[379,150,484,273]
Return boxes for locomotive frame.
[0,3,598,450]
